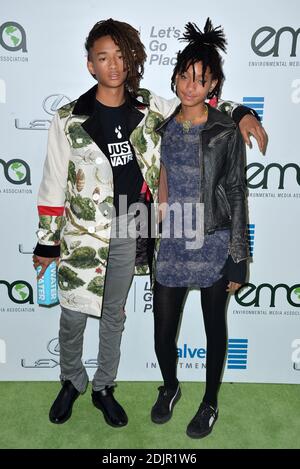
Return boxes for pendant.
[182,120,192,133]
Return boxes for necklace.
[178,105,208,133]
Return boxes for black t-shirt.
[94,100,143,216]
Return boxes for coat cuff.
[33,243,60,258]
[232,106,260,125]
[222,255,247,284]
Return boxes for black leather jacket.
[156,104,249,263]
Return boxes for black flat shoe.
[92,386,128,427]
[49,380,80,424]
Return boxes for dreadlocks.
[85,19,147,96]
[171,18,227,99]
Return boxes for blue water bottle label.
[36,261,59,307]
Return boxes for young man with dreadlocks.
[151,18,249,438]
[32,18,265,428]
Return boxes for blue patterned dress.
[156,117,230,288]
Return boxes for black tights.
[153,276,229,408]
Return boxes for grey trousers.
[59,226,137,393]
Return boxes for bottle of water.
[36,261,59,307]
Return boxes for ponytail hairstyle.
[171,18,227,99]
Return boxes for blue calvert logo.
[177,344,206,359]
[227,338,248,370]
[176,338,249,370]
[247,223,255,257]
[243,97,264,121]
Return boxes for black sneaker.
[186,402,218,438]
[151,385,181,424]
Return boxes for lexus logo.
[47,338,60,356]
[42,94,71,115]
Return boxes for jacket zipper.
[216,184,231,219]
[198,123,234,204]
[208,129,234,146]
[199,123,234,205]
[199,130,204,203]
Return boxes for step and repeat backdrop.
[0,0,299,383]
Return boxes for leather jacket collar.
[156,103,236,135]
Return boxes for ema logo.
[243,97,264,121]
[0,158,31,185]
[251,26,300,57]
[0,280,34,304]
[0,339,6,364]
[0,22,27,52]
[236,283,300,307]
[246,162,300,190]
[247,224,255,257]
[227,338,248,370]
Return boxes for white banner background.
[0,0,299,383]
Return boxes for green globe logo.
[0,279,33,304]
[0,22,27,52]
[0,158,31,185]
[12,283,30,301]
[293,288,300,300]
[4,25,22,47]
[8,162,26,182]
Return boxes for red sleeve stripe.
[38,206,65,216]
